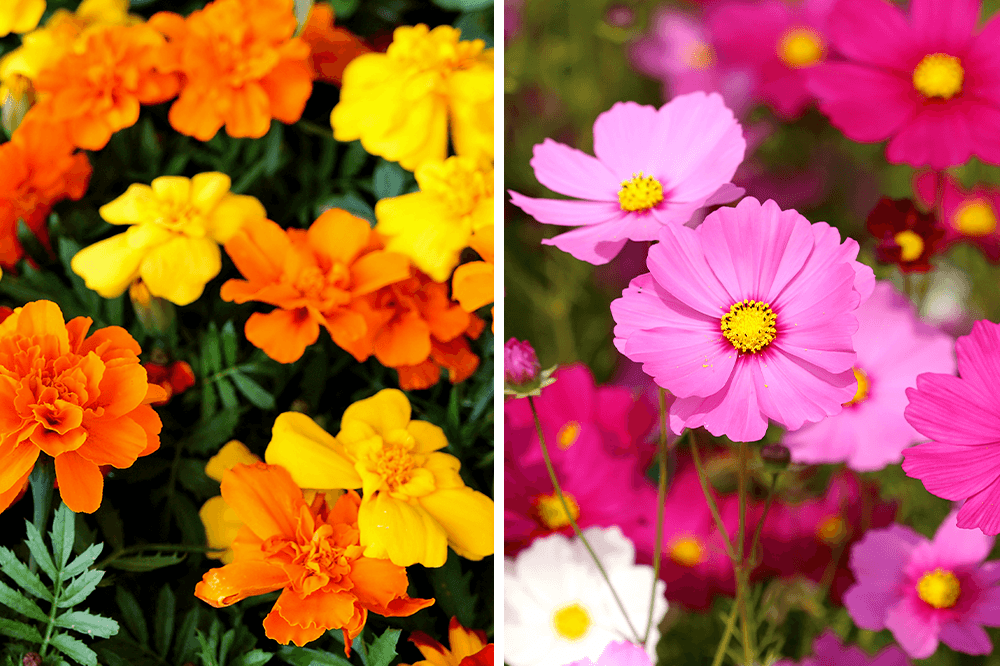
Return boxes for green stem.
[747,473,780,570]
[96,543,224,570]
[688,434,736,561]
[28,457,55,575]
[643,389,671,644]
[711,600,740,666]
[735,441,754,665]
[528,396,643,644]
[39,556,64,659]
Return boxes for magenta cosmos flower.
[902,320,1000,534]
[843,509,1000,658]
[915,171,1000,261]
[508,92,746,265]
[783,281,955,471]
[807,0,1000,169]
[611,196,875,442]
[773,631,910,666]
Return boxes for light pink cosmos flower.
[773,630,910,666]
[914,171,1000,261]
[564,641,652,666]
[902,320,1000,534]
[784,281,955,471]
[843,509,1000,658]
[611,196,875,442]
[807,0,1000,169]
[508,93,746,265]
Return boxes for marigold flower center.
[893,230,924,262]
[618,172,664,212]
[917,568,961,609]
[912,53,964,99]
[843,367,870,407]
[686,42,715,69]
[375,442,417,491]
[552,602,591,641]
[292,262,351,308]
[157,203,207,237]
[778,27,824,68]
[557,421,581,449]
[954,200,997,237]
[720,299,777,353]
[668,536,704,567]
[535,492,580,529]
[816,515,846,544]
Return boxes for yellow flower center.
[778,27,824,68]
[816,515,846,545]
[618,172,664,212]
[894,230,925,262]
[389,24,487,74]
[686,42,716,69]
[668,536,704,567]
[552,603,591,641]
[557,421,581,449]
[917,568,961,609]
[954,200,997,237]
[375,442,416,492]
[721,300,777,353]
[913,53,964,99]
[843,367,870,406]
[535,492,580,529]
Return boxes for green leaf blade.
[367,628,400,666]
[58,569,105,608]
[24,521,57,582]
[0,579,48,622]
[51,502,76,569]
[55,610,120,639]
[0,546,53,601]
[50,631,99,666]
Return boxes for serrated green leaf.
[221,320,238,367]
[51,503,76,569]
[276,646,352,666]
[55,610,119,639]
[0,579,48,622]
[217,376,239,409]
[0,546,52,601]
[230,373,275,410]
[155,585,175,658]
[108,553,185,573]
[373,160,407,199]
[58,569,104,608]
[219,627,235,666]
[24,521,57,581]
[174,606,201,663]
[50,632,98,666]
[63,543,103,579]
[0,617,43,642]
[366,628,399,666]
[196,626,220,666]
[230,649,272,666]
[116,587,149,646]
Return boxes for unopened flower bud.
[505,338,540,385]
[23,652,42,666]
[130,278,175,333]
[760,443,791,470]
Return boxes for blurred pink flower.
[508,93,746,264]
[807,0,1000,169]
[611,196,874,442]
[843,508,1000,658]
[914,171,1000,261]
[784,281,955,471]
[564,640,652,666]
[902,320,1000,534]
[773,630,911,666]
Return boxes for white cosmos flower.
[504,526,668,666]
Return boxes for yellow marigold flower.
[264,389,494,567]
[330,24,493,172]
[0,0,45,37]
[375,157,493,282]
[201,440,261,564]
[71,172,267,306]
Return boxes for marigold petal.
[54,450,104,513]
[340,389,412,439]
[244,308,320,364]
[207,194,267,243]
[221,218,290,288]
[130,403,162,456]
[0,440,39,496]
[76,415,147,467]
[408,631,450,665]
[349,556,416,611]
[418,487,494,560]
[93,362,148,418]
[452,262,493,312]
[169,85,224,141]
[322,309,368,348]
[459,645,494,666]
[220,462,303,541]
[258,58,313,124]
[350,251,411,296]
[0,301,69,354]
[0,467,31,514]
[396,361,442,391]
[263,588,359,646]
[447,617,488,660]
[265,412,361,489]
[308,208,370,266]
[194,560,290,608]
[225,82,271,139]
[140,236,221,305]
[407,420,449,454]
[189,172,232,212]
[71,233,146,298]
[374,313,432,367]
[205,440,259,482]
[358,491,448,567]
[199,495,241,564]
[99,184,158,225]
[76,324,141,358]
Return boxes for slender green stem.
[96,543,225,569]
[643,389,671,644]
[735,441,754,665]
[688,434,736,561]
[39,557,64,659]
[711,599,740,666]
[28,457,55,575]
[528,396,643,644]
[747,473,780,570]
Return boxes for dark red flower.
[866,197,944,272]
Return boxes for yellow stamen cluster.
[536,492,581,529]
[778,27,824,68]
[912,53,964,99]
[721,300,777,353]
[893,230,925,262]
[816,516,846,545]
[669,536,704,567]
[917,568,961,609]
[553,603,591,641]
[557,421,581,449]
[843,367,870,407]
[686,42,716,70]
[618,172,664,212]
[954,200,997,237]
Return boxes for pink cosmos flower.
[807,0,1000,169]
[564,640,652,666]
[508,93,746,265]
[611,196,875,442]
[902,320,1000,534]
[914,171,1000,261]
[843,508,1000,658]
[707,0,835,119]
[783,281,955,471]
[773,631,911,666]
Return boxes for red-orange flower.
[26,24,179,150]
[0,301,165,514]
[299,3,372,86]
[150,0,313,141]
[143,360,196,405]
[220,209,410,364]
[403,617,492,666]
[0,117,91,267]
[194,462,434,648]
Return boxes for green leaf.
[231,649,273,666]
[433,0,493,9]
[216,376,239,410]
[115,587,149,646]
[202,322,223,376]
[221,320,239,367]
[427,550,477,628]
[0,579,48,622]
[366,628,400,666]
[59,569,105,608]
[107,553,186,573]
[328,0,359,19]
[63,543,104,579]
[93,504,124,554]
[186,408,241,455]
[372,160,408,199]
[55,610,120,639]
[0,546,53,601]
[196,626,220,666]
[262,123,285,177]
[174,607,201,664]
[154,585,176,658]
[51,503,76,569]
[230,372,275,410]
[338,140,368,178]
[0,617,43,642]
[24,521,57,581]
[276,646,352,666]
[316,192,375,224]
[49,632,99,666]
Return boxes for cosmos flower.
[866,197,945,273]
[564,641,653,666]
[914,171,1000,261]
[773,630,911,666]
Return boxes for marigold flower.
[0,0,44,37]
[72,172,267,306]
[200,440,261,564]
[0,117,91,268]
[220,210,410,364]
[194,462,434,647]
[143,360,196,405]
[299,2,372,86]
[394,314,485,391]
[375,157,493,282]
[402,617,491,666]
[0,300,165,514]
[452,224,494,315]
[150,0,313,141]
[331,24,494,171]
[265,389,494,567]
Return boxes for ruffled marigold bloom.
[265,389,494,567]
[331,24,494,171]
[0,0,44,37]
[194,462,434,647]
[0,301,165,514]
[0,117,91,268]
[220,210,410,364]
[72,172,267,306]
[402,617,492,666]
[200,440,261,564]
[150,0,313,141]
[867,197,945,272]
[914,171,1000,261]
[299,2,372,86]
[375,156,493,282]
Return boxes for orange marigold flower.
[220,209,410,364]
[403,617,492,666]
[299,2,372,86]
[194,462,434,648]
[0,301,166,514]
[26,24,179,150]
[143,360,196,405]
[0,117,91,268]
[150,0,313,141]
[396,313,485,391]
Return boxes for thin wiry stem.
[643,389,672,644]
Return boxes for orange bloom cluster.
[150,0,313,141]
[0,301,165,514]
[194,463,434,647]
[299,3,372,86]
[0,118,91,267]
